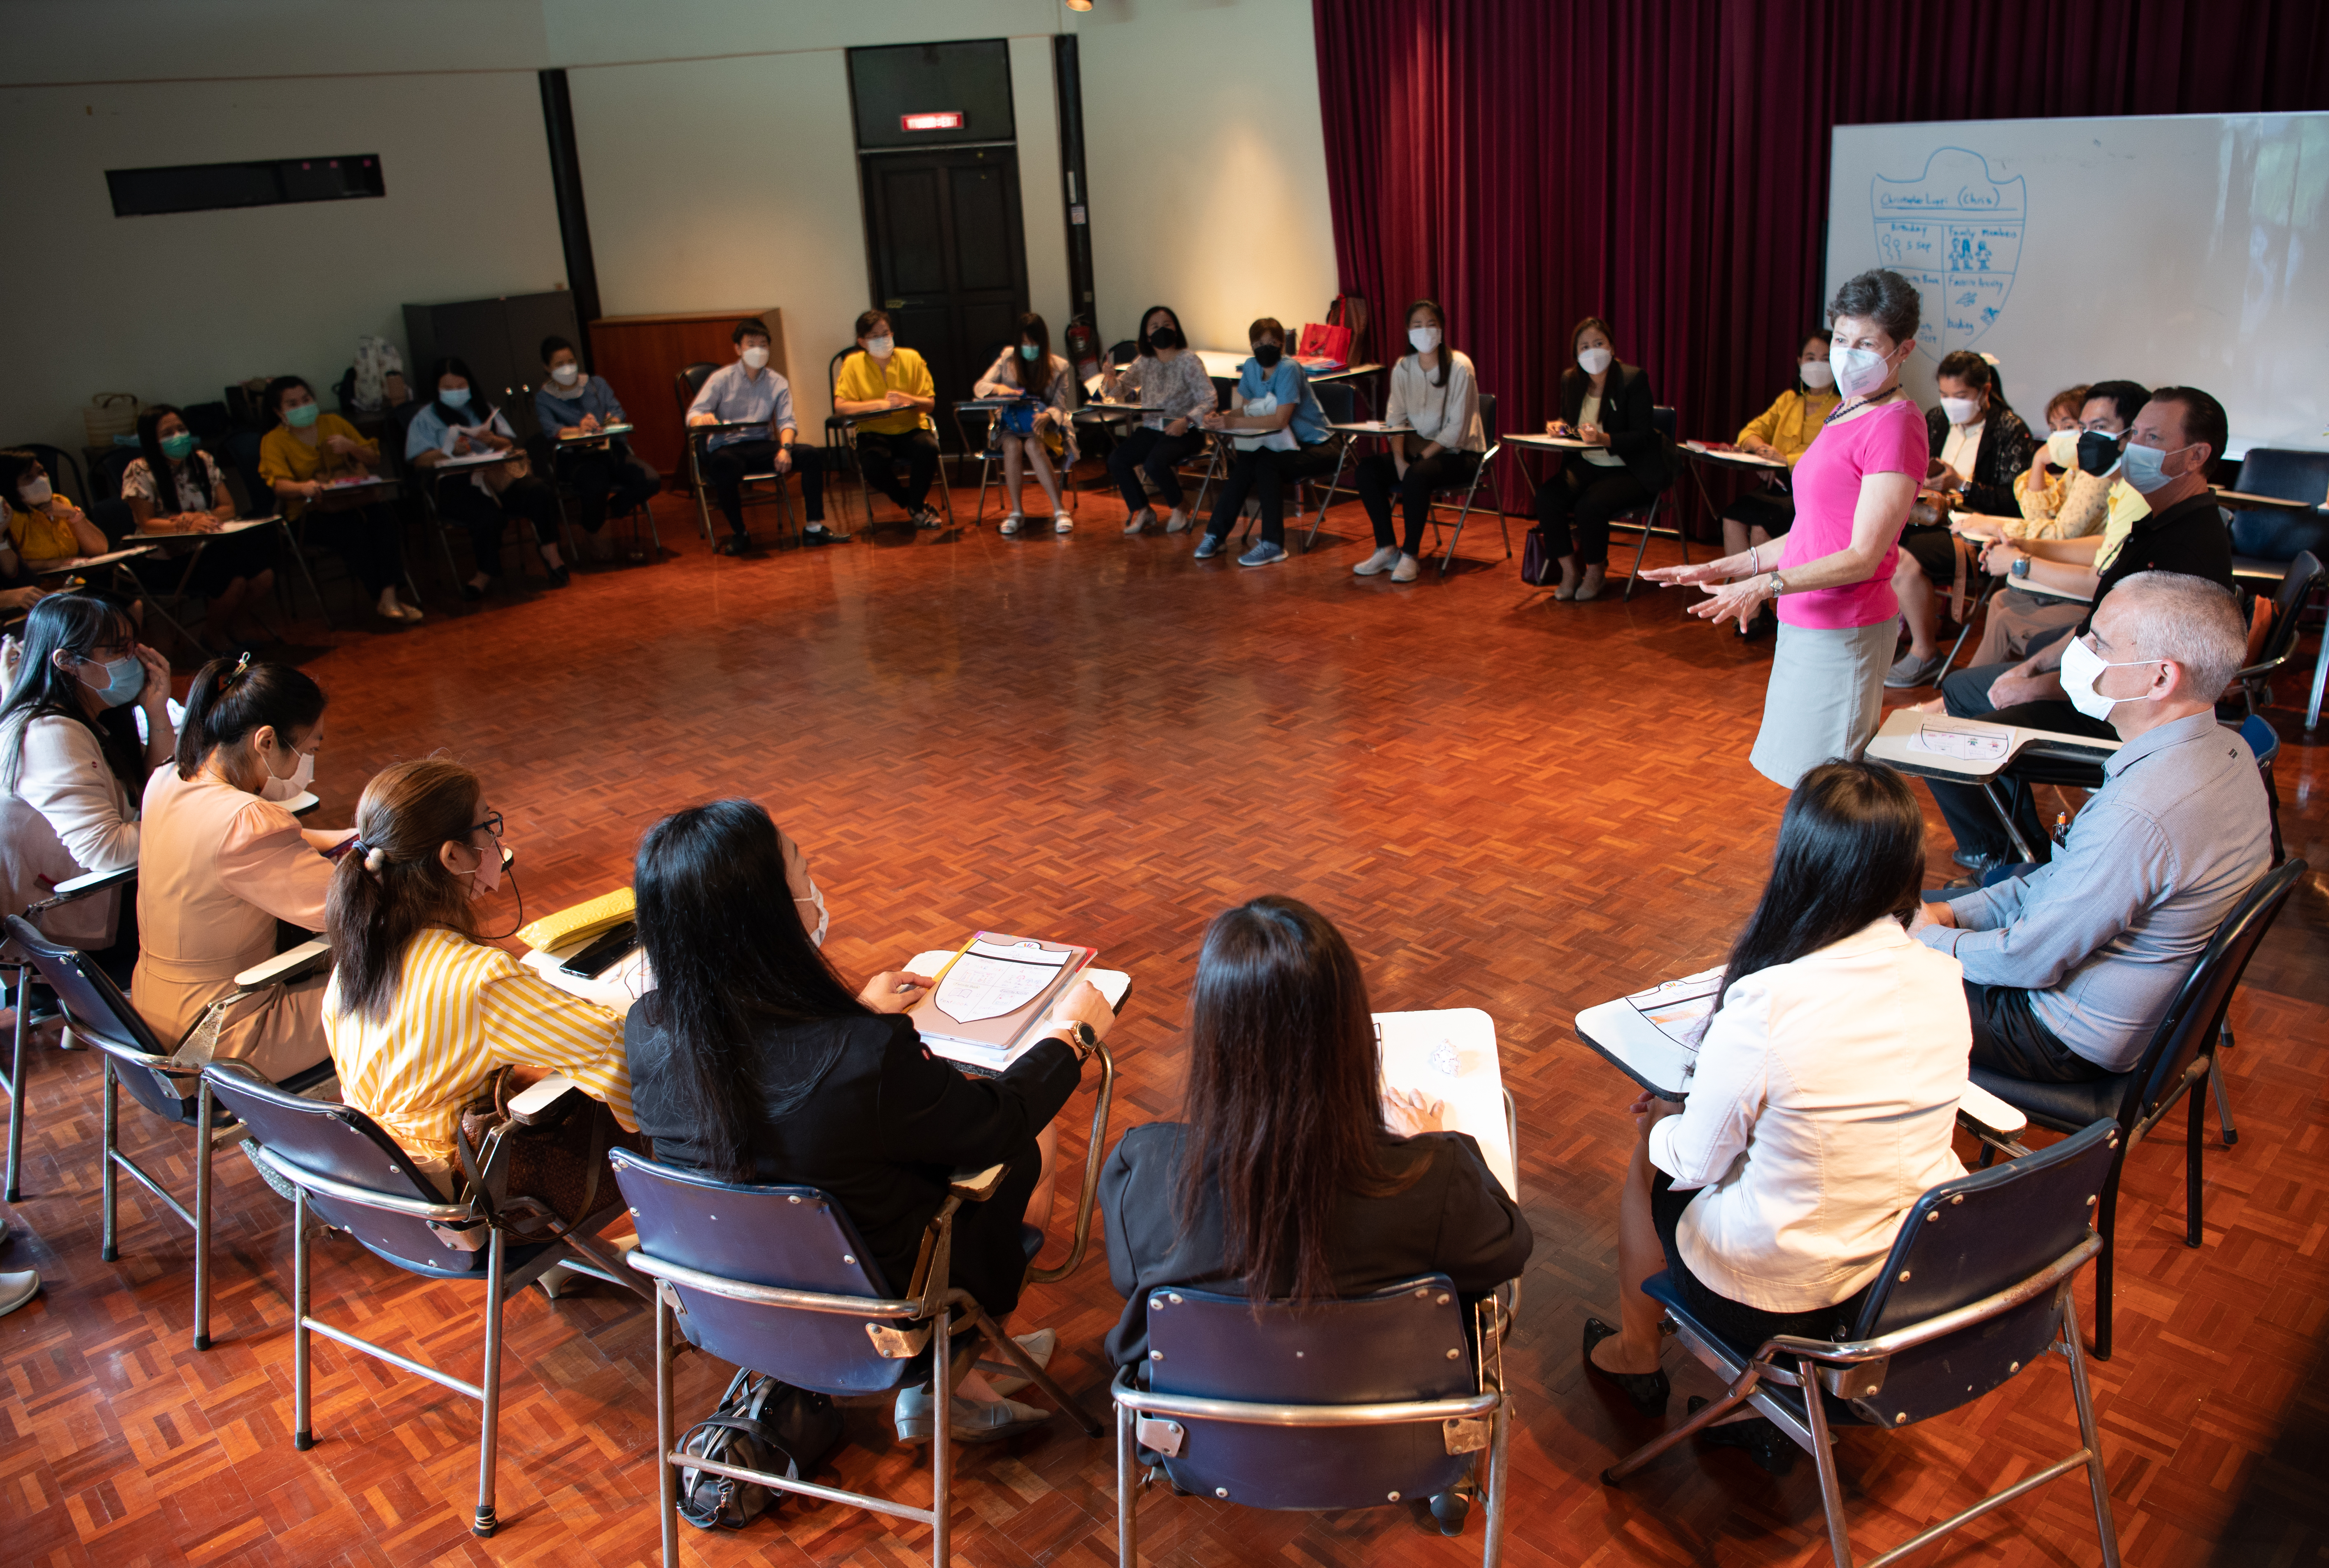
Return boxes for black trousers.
[1355,448,1481,555]
[1963,980,2108,1082]
[1203,443,1339,547]
[1108,426,1206,513]
[1723,489,1796,538]
[435,473,561,577]
[554,446,660,532]
[704,439,827,532]
[855,429,940,513]
[1532,461,1652,567]
[1650,1171,1872,1350]
[302,501,404,596]
[1928,681,2114,862]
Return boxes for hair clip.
[224,651,253,687]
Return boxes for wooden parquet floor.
[3,479,2325,1568]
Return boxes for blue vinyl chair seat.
[1966,1067,2126,1132]
[1143,1275,1481,1510]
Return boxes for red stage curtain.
[1312,0,2329,463]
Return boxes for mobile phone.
[559,920,639,979]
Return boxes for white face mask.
[2059,634,2163,721]
[1407,324,1442,355]
[549,363,581,387]
[740,345,770,370]
[866,336,895,359]
[1941,395,1982,427]
[1577,346,1613,376]
[2045,428,2080,466]
[468,840,504,899]
[801,874,829,948]
[1798,360,1835,390]
[1829,342,1896,399]
[263,735,316,792]
[18,477,51,507]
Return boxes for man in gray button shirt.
[1914,571,2269,1080]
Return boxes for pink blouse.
[1777,398,1927,630]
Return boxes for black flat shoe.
[1582,1316,1670,1417]
[1687,1396,1797,1475]
[715,534,755,556]
[545,565,571,588]
[802,527,849,545]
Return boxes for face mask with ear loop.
[259,730,316,794]
[798,875,830,948]
[2059,634,2168,722]
[458,820,526,939]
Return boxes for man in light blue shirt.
[685,317,841,555]
[1915,572,2270,1079]
[1192,317,1337,568]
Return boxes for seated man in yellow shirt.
[832,310,943,529]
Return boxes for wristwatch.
[2010,556,2031,579]
[1767,571,1788,597]
[1052,1019,1099,1063]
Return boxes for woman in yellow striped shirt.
[322,756,632,1185]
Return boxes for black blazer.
[1558,361,1674,492]
[1925,401,2036,518]
[1098,1121,1534,1368]
[626,1008,1082,1315]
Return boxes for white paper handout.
[1374,1008,1517,1200]
[933,939,1072,1025]
[1624,967,1725,1051]
[1905,722,2010,762]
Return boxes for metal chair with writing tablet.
[613,1147,1104,1568]
[1602,1117,2126,1568]
[200,1061,640,1539]
[674,361,797,546]
[2,911,332,1351]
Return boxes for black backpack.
[675,1370,843,1531]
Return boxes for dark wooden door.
[861,148,1027,450]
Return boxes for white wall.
[0,0,1336,452]
[0,71,566,459]
[1075,0,1339,353]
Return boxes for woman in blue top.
[1194,318,1335,568]
[533,336,659,552]
[404,357,570,597]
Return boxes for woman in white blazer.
[1584,760,1971,1459]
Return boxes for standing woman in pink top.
[1646,269,1929,786]
[134,655,352,1078]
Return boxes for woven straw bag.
[80,393,142,445]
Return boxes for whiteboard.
[1826,114,2329,459]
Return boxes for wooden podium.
[586,308,787,482]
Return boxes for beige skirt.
[1749,617,1900,789]
[137,963,332,1084]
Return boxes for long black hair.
[1178,896,1420,1304]
[174,652,325,780]
[0,593,145,795]
[1012,310,1054,386]
[632,799,871,1183]
[425,356,487,429]
[133,404,214,512]
[1136,304,1184,359]
[1406,299,1453,388]
[1717,760,1926,1011]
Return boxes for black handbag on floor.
[676,1370,843,1531]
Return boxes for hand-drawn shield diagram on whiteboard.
[1870,147,2026,361]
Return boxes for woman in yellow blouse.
[0,449,113,582]
[323,757,632,1187]
[256,377,419,624]
[1719,331,1839,561]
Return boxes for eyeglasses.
[469,811,504,841]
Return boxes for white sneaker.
[1053,511,1074,534]
[979,1328,1058,1398]
[1164,509,1191,534]
[1000,514,1022,535]
[1353,545,1399,577]
[1390,553,1420,583]
[0,1268,38,1318]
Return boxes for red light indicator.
[900,112,964,132]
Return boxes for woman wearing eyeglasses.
[134,654,352,1080]
[323,757,633,1187]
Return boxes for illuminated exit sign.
[900,112,964,132]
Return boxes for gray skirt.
[1749,616,1900,788]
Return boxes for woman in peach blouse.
[134,654,352,1078]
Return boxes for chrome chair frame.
[683,423,799,546]
[1604,1231,2117,1568]
[5,863,135,1202]
[627,1163,1102,1568]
